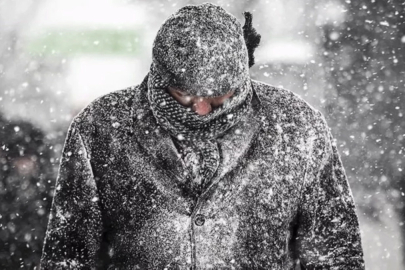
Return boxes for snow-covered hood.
[151,3,249,97]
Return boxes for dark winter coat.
[40,78,365,269]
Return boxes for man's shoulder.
[73,85,141,126]
[252,80,328,133]
[69,85,146,139]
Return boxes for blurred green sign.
[28,29,140,56]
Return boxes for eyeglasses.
[167,86,234,116]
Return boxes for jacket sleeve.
[296,118,365,269]
[40,120,102,269]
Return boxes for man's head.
[147,3,260,141]
[151,3,249,98]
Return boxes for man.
[41,3,365,269]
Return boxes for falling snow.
[1,0,403,269]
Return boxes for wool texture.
[151,3,250,97]
[40,81,365,269]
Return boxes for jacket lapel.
[132,87,188,184]
[200,87,263,198]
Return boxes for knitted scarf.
[148,65,253,193]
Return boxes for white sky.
[30,0,147,31]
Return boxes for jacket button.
[194,214,205,226]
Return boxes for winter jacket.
[40,78,365,269]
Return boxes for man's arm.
[40,120,102,269]
[296,115,365,269]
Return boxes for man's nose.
[192,97,212,116]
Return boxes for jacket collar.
[131,75,264,198]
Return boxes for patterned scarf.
[148,65,253,193]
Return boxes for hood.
[151,3,249,97]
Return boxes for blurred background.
[0,0,404,269]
